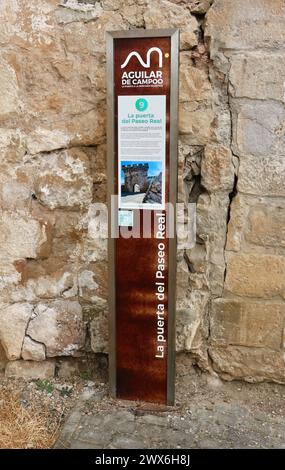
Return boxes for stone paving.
[55,372,285,449]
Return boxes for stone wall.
[0,0,284,384]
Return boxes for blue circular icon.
[135,98,148,112]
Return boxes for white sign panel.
[118,95,166,210]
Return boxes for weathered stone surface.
[0,55,20,118]
[62,10,128,54]
[196,193,229,296]
[201,144,234,192]
[187,0,212,14]
[144,0,199,50]
[180,53,212,102]
[0,303,32,360]
[3,269,78,304]
[176,254,191,309]
[78,263,107,305]
[5,360,55,379]
[27,300,86,357]
[226,195,285,252]
[30,148,93,209]
[0,211,48,260]
[206,0,285,53]
[89,144,107,203]
[226,194,251,252]
[57,358,80,379]
[0,342,8,371]
[196,193,229,241]
[238,156,285,196]
[224,253,285,298]
[209,346,285,384]
[176,291,209,352]
[0,128,25,161]
[211,299,284,350]
[179,102,214,144]
[229,54,285,101]
[246,204,285,248]
[185,244,206,274]
[55,0,102,25]
[26,129,70,155]
[119,1,146,27]
[22,336,46,361]
[0,174,31,210]
[90,310,108,354]
[0,0,58,47]
[233,101,285,157]
[81,204,108,263]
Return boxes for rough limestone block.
[0,211,47,260]
[224,253,285,298]
[78,263,107,304]
[246,204,285,248]
[26,129,70,155]
[176,291,209,352]
[57,358,80,379]
[205,0,285,54]
[196,193,229,244]
[22,336,46,361]
[0,177,31,210]
[229,53,285,102]
[211,299,285,350]
[179,102,214,144]
[226,195,285,251]
[187,0,212,14]
[176,255,191,310]
[31,148,93,209]
[5,360,55,379]
[226,194,251,252]
[238,155,285,197]
[62,10,128,54]
[82,203,108,263]
[55,0,102,25]
[0,0,57,47]
[0,342,8,371]
[27,300,86,357]
[179,53,212,102]
[0,56,20,118]
[0,304,33,360]
[233,101,285,157]
[144,0,199,50]
[201,144,234,192]
[209,346,285,384]
[90,311,108,354]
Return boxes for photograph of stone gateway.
[120,161,163,206]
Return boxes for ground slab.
[55,369,285,449]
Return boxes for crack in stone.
[20,305,37,358]
[25,333,47,358]
[20,305,48,360]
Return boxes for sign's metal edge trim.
[106,32,116,398]
[167,28,179,406]
[106,28,179,39]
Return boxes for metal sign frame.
[107,29,179,405]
